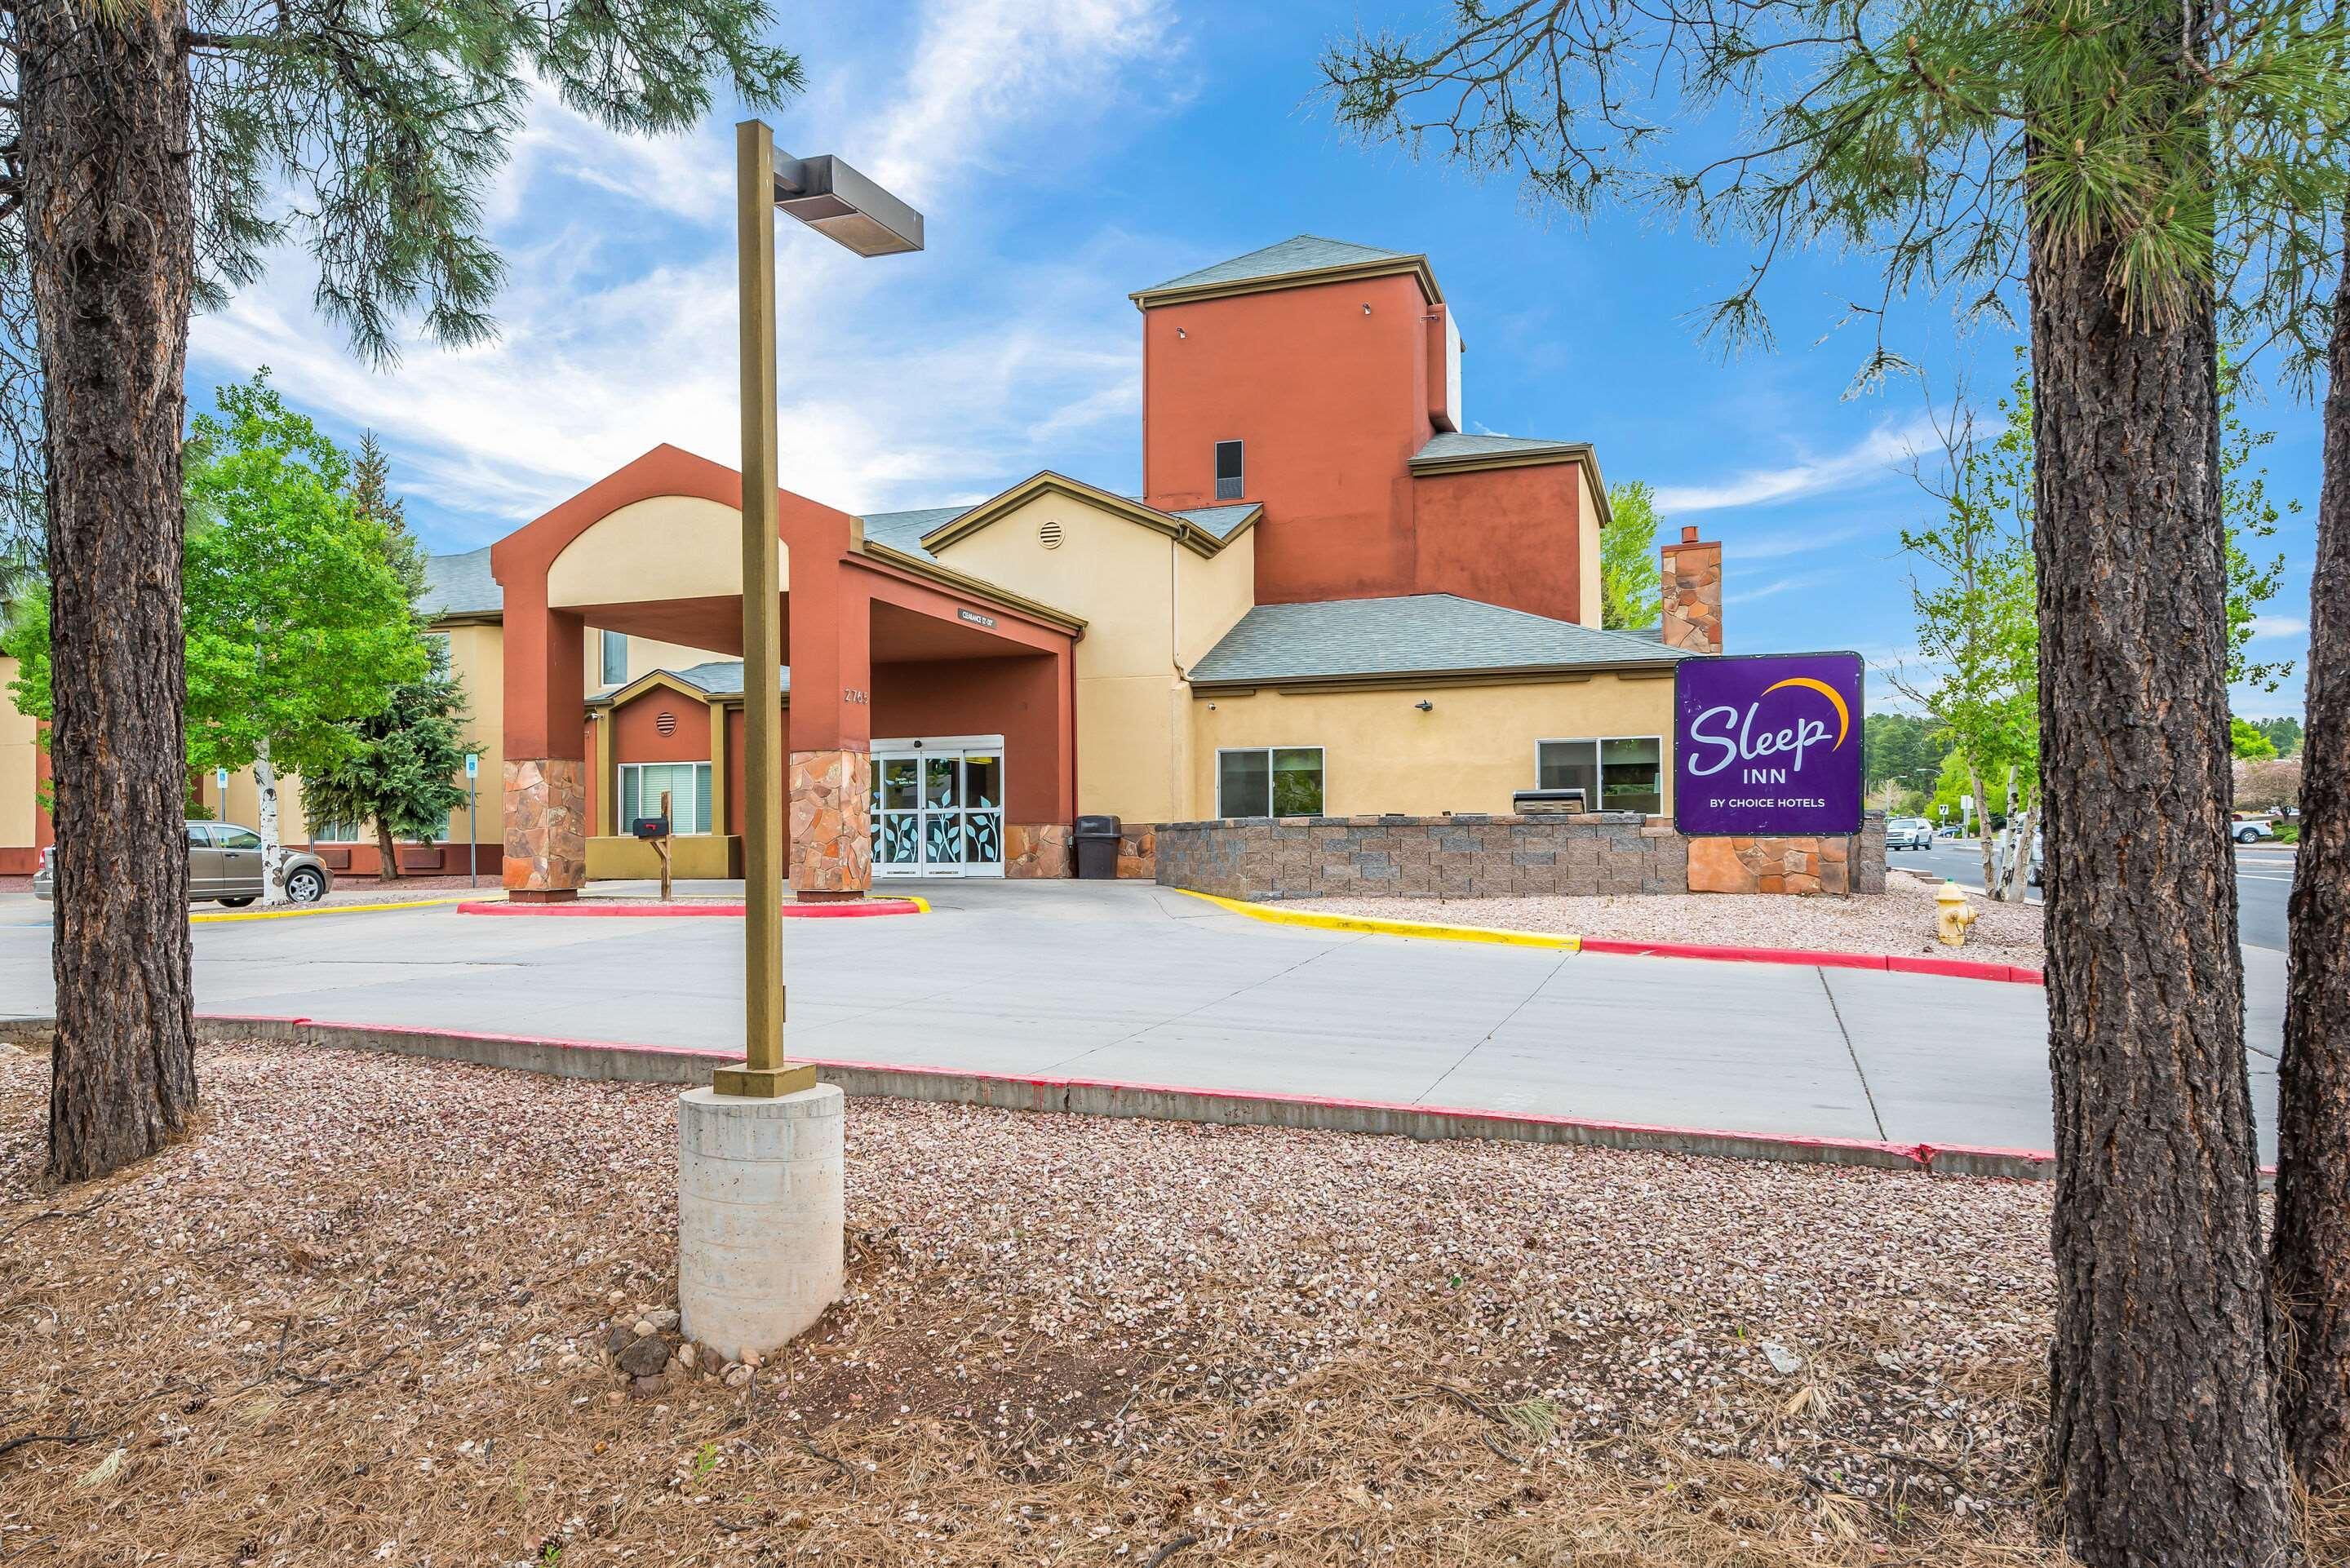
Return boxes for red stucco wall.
[1142,272,1434,606]
[872,654,1066,824]
[1411,463,1586,622]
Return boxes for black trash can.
[1073,814,1122,880]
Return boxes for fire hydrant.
[1935,882,1979,947]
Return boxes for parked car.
[1886,817,1935,850]
[33,822,334,906]
[2231,814,2277,844]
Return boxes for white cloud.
[2251,614,2308,640]
[1654,418,1935,514]
[1726,569,1842,605]
[187,0,1188,548]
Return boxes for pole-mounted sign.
[1673,651,1864,837]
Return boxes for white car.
[2232,816,2277,844]
[1885,817,1935,850]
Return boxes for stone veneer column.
[788,748,871,897]
[503,757,587,900]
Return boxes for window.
[309,817,370,843]
[1536,736,1663,816]
[1216,746,1323,818]
[1214,440,1244,501]
[600,628,628,686]
[619,761,714,835]
[215,826,264,851]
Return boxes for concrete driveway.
[0,879,2281,1158]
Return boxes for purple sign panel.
[1674,652,1864,837]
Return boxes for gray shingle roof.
[419,547,501,618]
[858,505,969,564]
[1165,502,1257,542]
[1143,236,1414,296]
[589,662,787,702]
[1186,595,1691,687]
[1412,432,1580,465]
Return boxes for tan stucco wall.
[0,655,36,852]
[933,492,1253,826]
[442,622,505,843]
[1576,464,1603,629]
[581,626,732,694]
[1188,671,1678,819]
[548,494,769,608]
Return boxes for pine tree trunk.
[375,817,402,881]
[254,743,286,905]
[21,0,200,1182]
[2270,219,2350,1490]
[2029,179,2294,1561]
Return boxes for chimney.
[1660,525,1722,654]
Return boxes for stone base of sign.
[1154,812,1884,901]
[676,1083,845,1363]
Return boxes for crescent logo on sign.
[1759,676,1851,751]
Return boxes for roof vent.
[1039,518,1064,550]
[655,710,677,737]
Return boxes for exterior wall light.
[772,153,924,257]
[1363,303,1372,315]
[1415,699,1434,711]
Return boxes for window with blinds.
[619,761,714,835]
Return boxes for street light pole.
[713,118,810,1100]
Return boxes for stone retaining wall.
[1153,812,1885,901]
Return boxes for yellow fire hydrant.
[1935,882,1979,947]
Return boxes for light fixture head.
[773,153,924,257]
[1415,698,1434,711]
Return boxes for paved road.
[0,880,2283,1160]
[1894,836,2298,953]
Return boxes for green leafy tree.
[2252,715,2303,757]
[181,375,426,902]
[304,434,473,881]
[3,0,803,1182]
[1862,712,1946,805]
[301,643,474,883]
[1599,480,1662,629]
[2220,353,2296,693]
[1889,370,2039,902]
[2231,716,2280,761]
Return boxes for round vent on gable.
[655,710,677,737]
[1039,518,1064,550]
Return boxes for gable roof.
[1185,594,1690,690]
[906,472,1260,559]
[590,661,788,706]
[419,547,502,619]
[1131,234,1443,310]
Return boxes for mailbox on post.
[632,817,670,840]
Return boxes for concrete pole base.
[677,1083,845,1363]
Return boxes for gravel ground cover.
[1309,868,2046,964]
[0,1039,2096,1566]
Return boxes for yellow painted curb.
[1175,888,1580,950]
[905,894,931,914]
[193,893,503,924]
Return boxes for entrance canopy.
[489,446,1083,897]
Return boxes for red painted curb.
[141,1011,2063,1180]
[455,898,922,919]
[1577,936,2040,986]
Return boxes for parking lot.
[1,876,2290,1158]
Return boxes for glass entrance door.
[870,740,1004,878]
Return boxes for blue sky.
[185,0,2322,719]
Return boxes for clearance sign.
[1673,651,1865,837]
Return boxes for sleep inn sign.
[1674,652,1865,837]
